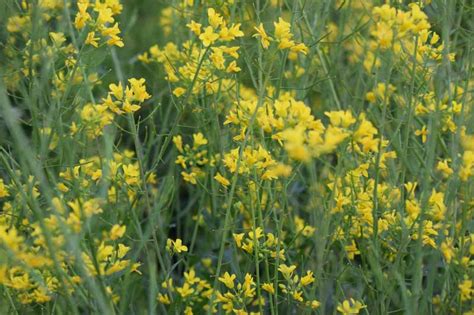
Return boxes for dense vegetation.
[0,0,473,314]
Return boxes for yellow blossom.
[167,238,188,254]
[300,271,315,286]
[253,23,271,48]
[207,8,223,28]
[218,272,236,289]
[199,26,219,47]
[337,299,366,315]
[110,225,126,240]
[278,264,296,278]
[262,283,275,294]
[214,172,230,187]
[193,133,208,147]
[177,283,194,298]
[0,179,9,198]
[415,126,428,143]
[187,20,202,35]
[459,279,473,301]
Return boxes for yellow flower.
[173,87,186,97]
[300,271,315,286]
[0,179,9,198]
[103,23,124,47]
[415,126,428,143]
[337,298,366,315]
[440,239,455,263]
[207,8,223,28]
[345,240,360,260]
[226,61,241,73]
[0,225,23,252]
[292,290,303,302]
[31,287,52,303]
[173,135,184,153]
[119,98,136,113]
[174,238,188,253]
[105,260,130,275]
[96,6,114,25]
[218,272,236,289]
[199,26,219,47]
[85,32,99,47]
[127,78,151,103]
[253,23,271,49]
[366,91,376,103]
[261,283,275,294]
[278,264,296,278]
[122,164,140,185]
[175,239,188,252]
[248,227,264,240]
[219,23,244,41]
[290,43,309,55]
[193,133,208,147]
[278,37,295,49]
[436,160,453,177]
[131,263,142,275]
[110,224,126,240]
[233,233,245,247]
[109,82,123,100]
[459,279,473,301]
[222,46,240,58]
[214,172,230,187]
[162,278,173,289]
[262,163,292,180]
[157,293,171,304]
[274,18,292,42]
[181,171,197,184]
[325,110,356,128]
[309,299,321,309]
[186,20,201,35]
[166,238,188,254]
[49,32,66,47]
[177,283,194,298]
[210,48,225,69]
[74,2,91,30]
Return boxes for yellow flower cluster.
[75,0,124,47]
[139,8,243,99]
[157,269,213,314]
[216,272,259,313]
[233,227,285,261]
[173,133,212,185]
[254,18,308,56]
[0,193,138,304]
[72,78,150,138]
